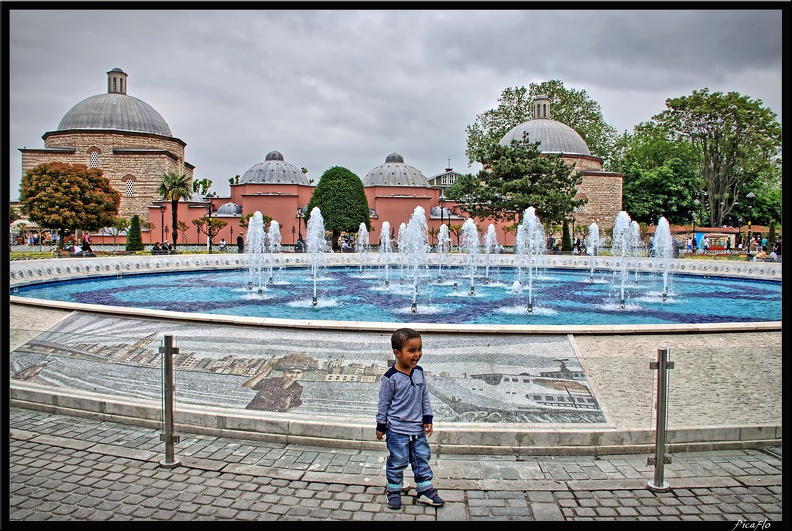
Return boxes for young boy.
[376,328,445,510]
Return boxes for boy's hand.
[376,430,385,440]
[424,424,433,436]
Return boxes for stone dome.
[362,153,429,187]
[239,151,310,185]
[56,68,172,136]
[499,95,590,156]
[215,202,242,216]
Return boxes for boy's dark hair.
[391,328,421,351]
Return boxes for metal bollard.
[159,335,181,468]
[647,347,674,491]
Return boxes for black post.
[207,204,213,254]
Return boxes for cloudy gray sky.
[7,7,783,201]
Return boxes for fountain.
[610,211,634,308]
[653,217,674,301]
[379,221,393,287]
[483,223,501,285]
[514,207,545,312]
[460,218,479,295]
[397,222,407,284]
[356,222,370,275]
[246,211,267,295]
[586,222,600,281]
[436,223,451,282]
[630,220,642,286]
[305,207,326,306]
[9,208,782,328]
[400,206,431,312]
[266,220,282,284]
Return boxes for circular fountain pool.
[11,265,782,327]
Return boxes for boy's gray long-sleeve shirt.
[376,365,433,435]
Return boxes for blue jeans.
[385,430,434,494]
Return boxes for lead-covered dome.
[363,153,429,187]
[56,68,172,136]
[499,95,591,156]
[239,150,310,185]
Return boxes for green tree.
[305,166,370,250]
[19,162,121,250]
[126,215,143,252]
[655,88,782,227]
[447,134,585,227]
[561,219,572,252]
[192,177,213,196]
[192,217,228,253]
[610,121,701,225]
[108,217,130,252]
[465,80,617,167]
[157,172,193,251]
[10,205,21,223]
[177,220,189,244]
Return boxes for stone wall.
[21,130,193,222]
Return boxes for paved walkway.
[8,302,783,521]
[9,407,782,521]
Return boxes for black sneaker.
[386,490,402,510]
[416,487,445,507]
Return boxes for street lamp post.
[229,225,233,248]
[745,192,756,261]
[196,224,200,247]
[159,205,165,243]
[206,204,214,254]
[292,225,296,245]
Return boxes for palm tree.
[157,172,192,251]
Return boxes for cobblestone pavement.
[9,408,782,522]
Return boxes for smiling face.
[393,337,423,373]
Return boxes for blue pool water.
[12,266,781,326]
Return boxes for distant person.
[218,238,227,252]
[162,240,171,252]
[152,242,162,251]
[773,238,782,263]
[237,233,245,253]
[376,328,445,510]
[754,248,767,261]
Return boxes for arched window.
[543,104,547,118]
[120,78,123,93]
[123,176,136,197]
[113,78,117,92]
[87,148,101,168]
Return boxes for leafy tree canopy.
[305,166,371,248]
[654,88,782,227]
[446,134,585,226]
[465,80,617,168]
[19,162,121,238]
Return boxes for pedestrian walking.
[237,232,244,253]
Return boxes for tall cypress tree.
[126,215,143,252]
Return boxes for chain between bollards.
[647,347,674,491]
[159,335,181,468]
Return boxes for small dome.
[57,93,173,136]
[215,202,242,216]
[500,119,590,156]
[239,151,310,185]
[363,153,429,187]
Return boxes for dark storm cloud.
[7,8,781,200]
